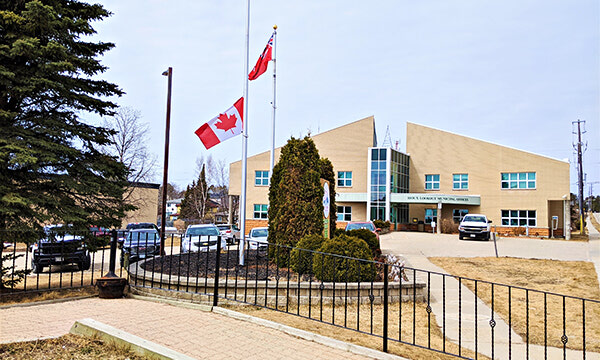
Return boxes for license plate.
[470,234,476,238]
[54,256,64,262]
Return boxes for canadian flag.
[195,97,244,149]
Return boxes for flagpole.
[239,0,250,266]
[269,25,277,176]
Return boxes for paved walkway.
[0,297,377,360]
[381,230,600,360]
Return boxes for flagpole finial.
[273,24,277,30]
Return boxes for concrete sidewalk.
[0,297,388,360]
[381,230,600,360]
[588,213,600,284]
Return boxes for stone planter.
[96,276,127,299]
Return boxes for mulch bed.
[141,250,291,281]
[141,250,389,282]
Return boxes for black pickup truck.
[30,225,91,273]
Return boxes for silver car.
[182,224,227,252]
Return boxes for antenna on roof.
[382,126,392,148]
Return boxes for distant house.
[166,198,183,221]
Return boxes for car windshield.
[217,225,229,231]
[128,231,159,242]
[463,216,486,223]
[186,227,220,237]
[346,223,375,231]
[251,229,268,237]
[45,226,77,238]
[127,223,156,230]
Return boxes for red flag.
[195,97,244,149]
[248,33,274,81]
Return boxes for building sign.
[321,180,330,238]
[390,193,481,205]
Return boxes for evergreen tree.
[268,137,336,251]
[319,157,337,237]
[179,164,209,221]
[0,1,131,286]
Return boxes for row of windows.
[425,172,536,191]
[256,203,539,227]
[255,170,355,188]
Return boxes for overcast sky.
[91,1,599,195]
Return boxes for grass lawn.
[429,257,600,352]
[232,302,489,360]
[0,334,148,359]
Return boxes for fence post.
[107,230,118,277]
[213,236,222,307]
[383,263,389,353]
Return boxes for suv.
[119,222,160,247]
[458,214,492,240]
[30,225,91,273]
[120,229,161,267]
[182,224,226,252]
[216,224,240,244]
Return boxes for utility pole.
[572,120,586,233]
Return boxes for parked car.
[217,224,240,244]
[458,214,492,240]
[89,225,109,237]
[120,229,161,266]
[246,227,269,251]
[118,222,160,248]
[30,225,91,274]
[344,221,381,241]
[181,224,226,253]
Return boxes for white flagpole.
[269,26,277,176]
[239,0,250,266]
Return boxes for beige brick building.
[229,118,571,238]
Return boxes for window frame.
[500,209,537,227]
[424,208,438,224]
[336,206,352,221]
[452,209,469,223]
[337,171,353,188]
[425,174,440,191]
[452,173,469,190]
[501,172,536,190]
[254,170,269,186]
[253,204,268,219]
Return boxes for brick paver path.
[0,298,374,359]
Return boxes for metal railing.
[2,230,599,359]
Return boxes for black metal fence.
[2,230,599,359]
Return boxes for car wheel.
[458,234,463,240]
[31,259,43,274]
[79,255,91,271]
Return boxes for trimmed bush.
[312,234,376,282]
[290,234,325,275]
[333,227,346,237]
[346,229,379,256]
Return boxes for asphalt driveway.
[380,231,592,262]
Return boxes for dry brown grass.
[0,333,148,359]
[232,302,489,360]
[429,257,600,352]
[590,214,600,233]
[0,287,98,306]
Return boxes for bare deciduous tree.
[102,107,158,205]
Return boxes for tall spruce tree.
[180,164,209,221]
[268,137,337,250]
[0,0,132,271]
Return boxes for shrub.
[373,219,391,231]
[440,219,458,234]
[333,227,346,237]
[346,229,379,256]
[312,234,375,282]
[290,234,325,275]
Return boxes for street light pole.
[160,67,173,256]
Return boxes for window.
[501,210,536,226]
[425,209,437,224]
[453,209,469,223]
[253,204,268,219]
[453,174,468,190]
[337,206,352,221]
[501,172,536,189]
[255,171,269,186]
[425,174,440,190]
[337,171,352,187]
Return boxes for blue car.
[120,229,161,266]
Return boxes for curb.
[0,295,98,310]
[70,318,195,360]
[128,292,408,360]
